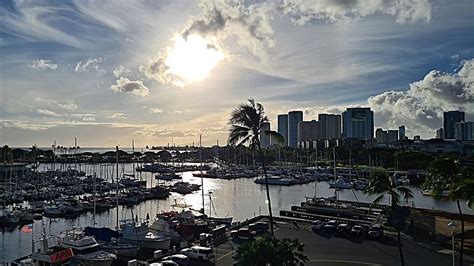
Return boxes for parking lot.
[214,219,457,266]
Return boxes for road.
[214,220,456,266]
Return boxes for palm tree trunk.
[258,143,274,236]
[397,229,405,266]
[456,199,464,266]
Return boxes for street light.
[447,221,457,266]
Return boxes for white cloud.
[149,108,163,114]
[113,65,131,77]
[281,0,432,25]
[35,97,78,111]
[28,59,58,70]
[109,112,127,119]
[74,57,105,73]
[368,58,474,138]
[37,109,60,117]
[110,77,150,97]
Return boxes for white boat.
[254,176,294,186]
[57,228,116,266]
[303,197,356,217]
[120,222,171,250]
[329,178,352,189]
[101,241,139,258]
[422,189,450,197]
[352,179,368,191]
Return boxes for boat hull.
[119,238,170,250]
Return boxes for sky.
[0,0,473,147]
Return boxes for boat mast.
[333,147,339,221]
[132,139,135,178]
[314,145,317,199]
[200,135,204,215]
[116,146,119,230]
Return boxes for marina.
[1,161,473,263]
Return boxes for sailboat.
[85,147,139,258]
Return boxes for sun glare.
[165,35,224,83]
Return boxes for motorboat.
[301,197,356,217]
[254,176,295,186]
[329,178,352,189]
[57,228,116,266]
[120,221,171,250]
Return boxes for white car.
[181,246,214,261]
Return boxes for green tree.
[425,158,470,266]
[364,168,413,266]
[228,99,283,235]
[235,234,308,266]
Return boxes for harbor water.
[1,163,473,262]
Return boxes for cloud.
[0,2,83,48]
[109,112,127,119]
[28,59,58,70]
[37,109,61,117]
[110,77,150,97]
[35,97,78,111]
[74,57,105,73]
[113,65,131,77]
[149,108,163,114]
[182,0,275,53]
[281,0,432,25]
[368,58,474,137]
[0,120,53,131]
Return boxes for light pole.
[447,221,457,266]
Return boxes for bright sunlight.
[165,35,225,83]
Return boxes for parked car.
[161,254,190,265]
[181,246,214,261]
[323,220,338,233]
[311,220,324,232]
[368,224,384,239]
[336,223,351,235]
[151,261,178,266]
[249,222,269,234]
[350,225,365,237]
[231,228,256,240]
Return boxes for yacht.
[352,179,368,191]
[254,176,294,186]
[57,228,116,266]
[302,197,356,217]
[120,221,171,250]
[329,178,353,189]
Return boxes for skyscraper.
[319,114,341,139]
[277,114,288,146]
[260,122,271,148]
[297,120,322,146]
[288,111,303,147]
[342,107,374,140]
[443,111,465,139]
[454,121,473,140]
[399,126,405,140]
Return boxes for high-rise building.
[288,111,303,147]
[436,128,444,139]
[399,126,406,140]
[319,114,341,139]
[297,120,322,146]
[342,107,374,140]
[387,130,399,143]
[277,114,288,146]
[443,111,465,139]
[375,128,386,144]
[260,122,271,148]
[375,128,398,144]
[454,121,473,140]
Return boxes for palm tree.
[364,168,413,266]
[425,158,468,266]
[235,234,308,266]
[228,99,283,236]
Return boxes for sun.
[165,35,225,83]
